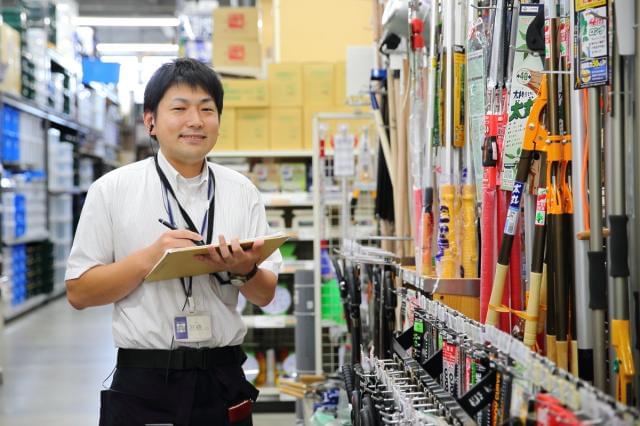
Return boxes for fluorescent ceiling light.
[76,17,180,27]
[96,43,179,54]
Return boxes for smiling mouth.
[180,135,206,142]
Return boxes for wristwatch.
[229,264,259,287]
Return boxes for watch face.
[231,278,245,287]
[260,285,292,315]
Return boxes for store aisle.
[0,296,295,426]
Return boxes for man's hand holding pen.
[195,235,264,276]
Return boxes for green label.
[414,320,424,334]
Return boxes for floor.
[0,296,296,426]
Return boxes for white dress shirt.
[66,150,282,349]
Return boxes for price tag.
[531,359,544,387]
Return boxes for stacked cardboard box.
[212,7,262,70]
[0,24,22,96]
[214,61,354,153]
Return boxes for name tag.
[173,313,212,343]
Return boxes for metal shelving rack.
[311,111,377,374]
[211,151,312,410]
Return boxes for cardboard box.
[334,61,346,106]
[303,63,335,107]
[214,107,236,151]
[0,24,21,96]
[222,79,269,107]
[270,107,303,151]
[213,38,262,69]
[268,63,303,106]
[236,108,269,151]
[213,7,259,40]
[280,163,307,192]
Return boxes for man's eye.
[172,107,185,111]
[202,108,215,112]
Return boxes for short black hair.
[143,58,224,117]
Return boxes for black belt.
[117,346,244,370]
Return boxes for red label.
[228,44,246,61]
[227,13,245,29]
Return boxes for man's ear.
[143,112,156,135]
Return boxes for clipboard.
[145,233,290,282]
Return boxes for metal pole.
[570,85,594,381]
[311,116,322,375]
[588,86,607,391]
[606,40,635,403]
[633,1,640,404]
[294,270,316,423]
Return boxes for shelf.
[48,48,81,75]
[49,186,87,195]
[0,91,92,135]
[281,260,315,274]
[216,66,263,79]
[262,192,313,207]
[210,150,313,158]
[78,148,120,168]
[243,315,296,329]
[3,232,50,245]
[2,283,66,321]
[398,266,480,297]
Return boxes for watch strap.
[244,264,259,281]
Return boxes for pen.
[157,218,205,246]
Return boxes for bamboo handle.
[546,334,557,364]
[556,340,569,371]
[486,263,509,326]
[537,262,548,334]
[462,184,478,278]
[523,271,543,347]
[438,184,458,278]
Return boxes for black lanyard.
[154,155,216,305]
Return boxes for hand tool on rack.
[568,0,595,384]
[331,256,352,335]
[345,263,362,365]
[436,0,460,279]
[423,0,439,279]
[480,0,507,323]
[586,84,607,390]
[607,35,636,405]
[485,71,558,335]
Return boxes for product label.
[442,340,459,396]
[504,181,524,235]
[535,188,547,226]
[575,4,609,88]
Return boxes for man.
[66,58,281,425]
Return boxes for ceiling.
[75,0,255,45]
[76,0,254,17]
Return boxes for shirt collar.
[156,149,209,189]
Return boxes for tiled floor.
[0,296,296,426]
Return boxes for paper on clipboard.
[144,233,289,282]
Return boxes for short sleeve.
[65,180,115,281]
[248,186,282,277]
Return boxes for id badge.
[173,313,212,343]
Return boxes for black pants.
[99,364,258,426]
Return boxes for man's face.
[147,83,219,165]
